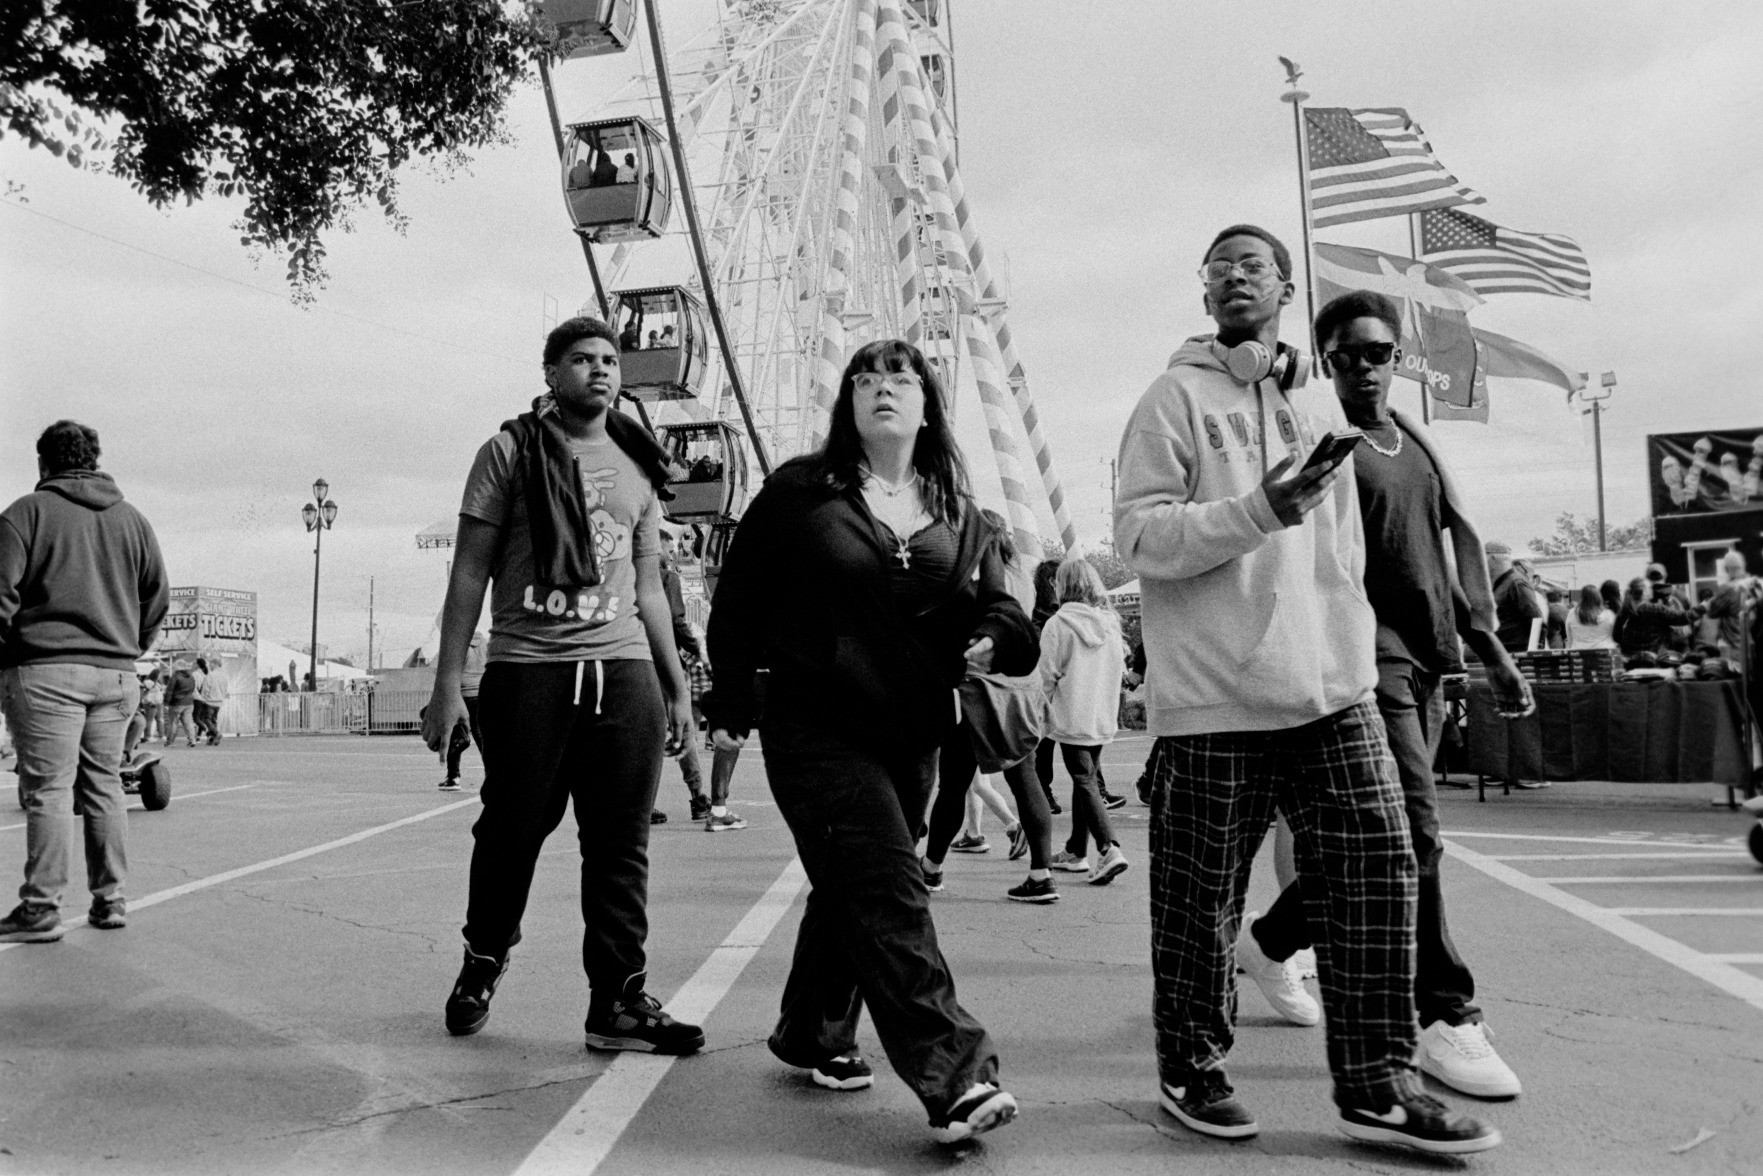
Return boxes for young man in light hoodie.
[1114,226,1499,1155]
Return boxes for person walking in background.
[438,632,487,792]
[421,316,703,1055]
[1040,557,1130,886]
[706,339,1036,1143]
[0,420,168,942]
[1486,543,1542,653]
[1116,226,1497,1153]
[162,659,198,748]
[195,657,227,744]
[1566,585,1616,649]
[1707,550,1761,659]
[138,669,164,744]
[1236,290,1529,1101]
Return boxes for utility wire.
[1,197,528,367]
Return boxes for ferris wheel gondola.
[656,421,749,525]
[540,0,639,60]
[561,117,673,243]
[612,285,708,402]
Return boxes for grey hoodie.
[1038,601,1125,743]
[0,470,169,671]
[1114,336,1376,735]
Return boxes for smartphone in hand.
[1302,428,1365,472]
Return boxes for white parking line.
[513,856,809,1176]
[0,782,262,832]
[1532,875,1757,884]
[1708,954,1763,965]
[1443,839,1763,1013]
[1606,908,1763,917]
[1490,852,1753,862]
[1445,831,1741,848]
[0,797,476,953]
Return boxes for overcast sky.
[3,0,1759,667]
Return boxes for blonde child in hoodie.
[1039,558,1129,886]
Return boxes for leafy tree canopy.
[1528,511,1653,556]
[3,0,548,292]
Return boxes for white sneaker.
[1235,913,1320,1027]
[1293,947,1318,980]
[1048,850,1090,873]
[1417,1020,1522,1098]
[1087,844,1129,886]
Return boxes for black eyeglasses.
[1323,342,1398,372]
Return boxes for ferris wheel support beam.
[809,0,878,445]
[536,56,613,323]
[643,0,773,475]
[876,0,1040,551]
[927,103,1079,550]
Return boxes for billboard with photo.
[1647,427,1763,516]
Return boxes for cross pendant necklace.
[895,535,911,568]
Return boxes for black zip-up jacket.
[704,458,1037,755]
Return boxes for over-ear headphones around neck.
[1214,338,1309,392]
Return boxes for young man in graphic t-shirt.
[422,316,703,1054]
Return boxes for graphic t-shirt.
[460,430,660,663]
[1354,423,1461,673]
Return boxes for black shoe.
[88,900,127,930]
[1044,791,1062,815]
[1100,788,1128,811]
[809,1053,875,1091]
[1135,774,1153,806]
[1159,1072,1258,1139]
[585,982,704,1055]
[929,1082,1018,1144]
[445,947,509,1036]
[1339,1090,1501,1154]
[1006,875,1059,904]
[650,809,668,824]
[688,796,711,822]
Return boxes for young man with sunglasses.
[1237,289,1531,1103]
[1116,230,1500,1154]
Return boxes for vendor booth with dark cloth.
[1466,677,1749,791]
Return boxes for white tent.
[258,638,372,685]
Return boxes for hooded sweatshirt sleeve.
[1114,373,1284,582]
[0,509,28,646]
[136,518,170,652]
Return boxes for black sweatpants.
[463,659,665,994]
[763,718,998,1118]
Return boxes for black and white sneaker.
[921,859,945,893]
[584,984,705,1055]
[1338,1091,1501,1154]
[444,947,509,1036]
[1159,1072,1258,1139]
[809,1053,875,1091]
[929,1082,1018,1144]
[437,778,462,792]
[1006,875,1059,904]
[1099,787,1128,810]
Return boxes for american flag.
[1419,207,1591,301]
[1303,107,1485,228]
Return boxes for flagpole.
[1408,211,1431,424]
[1279,59,1319,365]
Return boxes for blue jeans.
[0,664,139,915]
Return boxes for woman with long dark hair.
[705,339,1037,1144]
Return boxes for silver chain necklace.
[1363,420,1403,458]
[861,464,920,496]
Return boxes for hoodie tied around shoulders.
[1039,600,1125,744]
[1112,335,1377,736]
[0,470,170,671]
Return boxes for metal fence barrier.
[255,690,432,736]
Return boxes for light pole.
[301,479,339,691]
[1578,374,1614,552]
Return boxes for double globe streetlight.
[301,479,339,693]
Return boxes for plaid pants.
[1149,700,1419,1109]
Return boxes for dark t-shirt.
[887,521,961,613]
[1353,424,1460,673]
[1493,569,1543,653]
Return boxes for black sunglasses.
[1324,342,1398,372]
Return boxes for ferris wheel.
[536,0,1076,558]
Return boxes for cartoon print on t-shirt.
[581,465,632,564]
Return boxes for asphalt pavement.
[1,733,1759,1176]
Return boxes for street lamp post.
[1579,374,1615,552]
[301,479,339,692]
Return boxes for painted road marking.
[1443,839,1763,1014]
[1531,875,1758,884]
[1605,908,1763,917]
[1490,852,1753,862]
[0,796,477,954]
[513,856,810,1176]
[1445,831,1742,848]
[1709,954,1763,964]
[0,782,262,832]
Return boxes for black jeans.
[463,660,665,994]
[1058,743,1118,858]
[1252,661,1478,1027]
[926,726,1055,870]
[762,718,999,1117]
[444,695,484,779]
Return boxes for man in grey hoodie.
[0,421,168,942]
[1116,227,1498,1154]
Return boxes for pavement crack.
[229,886,445,952]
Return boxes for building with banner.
[1647,426,1763,597]
[154,586,259,736]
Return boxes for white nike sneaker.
[1416,1020,1522,1098]
[1235,912,1320,1027]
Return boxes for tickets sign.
[158,586,259,654]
